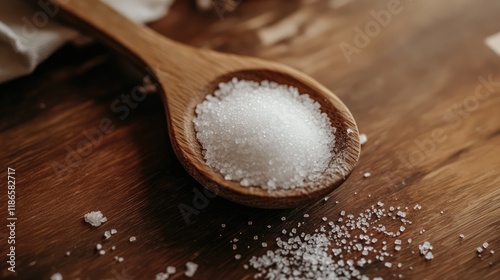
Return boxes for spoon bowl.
[51,0,361,208]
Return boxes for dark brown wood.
[1,0,499,279]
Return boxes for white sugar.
[194,78,337,190]
[50,273,63,280]
[166,266,176,274]
[359,133,368,145]
[83,211,107,227]
[419,241,434,260]
[104,231,111,239]
[185,262,198,277]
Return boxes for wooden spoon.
[50,0,360,208]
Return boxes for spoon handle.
[51,0,176,69]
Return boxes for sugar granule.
[50,273,63,280]
[155,272,168,280]
[166,266,176,274]
[129,236,136,242]
[185,262,198,277]
[419,241,434,260]
[83,211,107,227]
[104,231,111,239]
[359,133,368,145]
[193,79,337,190]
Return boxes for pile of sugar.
[194,78,336,190]
[83,211,107,227]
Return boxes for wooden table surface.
[1,0,499,279]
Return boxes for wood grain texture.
[51,0,360,208]
[1,0,499,279]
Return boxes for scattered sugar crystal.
[221,224,226,228]
[65,251,70,256]
[99,250,106,255]
[104,231,111,239]
[193,79,337,190]
[235,254,241,260]
[419,241,434,260]
[363,172,371,178]
[303,214,309,218]
[248,221,253,225]
[477,247,483,253]
[118,257,124,262]
[185,262,198,277]
[155,272,168,280]
[50,273,63,280]
[261,242,267,248]
[129,236,136,242]
[111,229,117,234]
[483,242,489,248]
[385,262,392,268]
[347,128,353,134]
[459,234,465,239]
[96,244,102,250]
[490,250,495,254]
[166,266,176,274]
[281,216,286,221]
[111,246,116,251]
[359,133,368,145]
[83,211,107,227]
[246,200,423,279]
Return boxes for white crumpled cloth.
[0,0,174,83]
